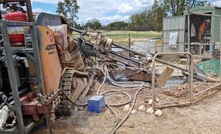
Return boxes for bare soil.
[33,81,221,134]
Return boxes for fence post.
[187,2,191,52]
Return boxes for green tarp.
[196,59,220,76]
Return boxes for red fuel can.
[5,12,27,47]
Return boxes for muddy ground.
[33,81,221,134]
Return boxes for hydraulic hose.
[110,86,144,134]
[0,91,7,109]
[59,89,87,106]
[97,62,151,134]
[101,63,149,88]
[13,55,30,86]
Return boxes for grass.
[104,30,162,45]
[73,30,162,45]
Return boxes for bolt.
[28,93,33,102]
[51,90,55,95]
[44,96,48,100]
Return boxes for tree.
[129,13,145,31]
[128,0,167,31]
[188,0,210,8]
[151,0,167,32]
[164,0,209,16]
[105,21,128,30]
[84,19,102,30]
[56,0,80,27]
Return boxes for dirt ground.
[33,81,221,134]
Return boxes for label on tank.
[7,27,24,34]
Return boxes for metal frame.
[0,20,45,134]
[151,52,193,110]
[148,43,216,58]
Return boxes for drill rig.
[0,0,88,133]
[0,0,153,134]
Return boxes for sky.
[31,0,221,25]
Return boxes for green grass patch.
[73,30,162,45]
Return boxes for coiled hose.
[60,62,150,134]
[98,63,150,134]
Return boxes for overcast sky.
[31,0,221,25]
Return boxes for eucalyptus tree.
[56,0,80,27]
[164,0,210,16]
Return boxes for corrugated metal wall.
[163,16,186,52]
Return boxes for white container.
[0,106,9,130]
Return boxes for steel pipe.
[194,83,221,96]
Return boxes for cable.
[60,62,150,133]
[100,90,133,133]
[96,75,106,95]
[110,86,144,134]
[102,63,150,88]
[101,90,131,107]
[95,67,121,130]
[0,92,7,109]
[96,62,151,134]
[59,89,87,106]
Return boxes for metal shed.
[162,15,187,53]
[186,7,221,43]
[163,7,221,57]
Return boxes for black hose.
[8,88,29,102]
[20,66,29,86]
[25,67,29,83]
[0,91,13,113]
[77,38,98,57]
[0,91,7,109]
[59,90,87,107]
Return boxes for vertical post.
[1,21,25,134]
[29,25,45,95]
[26,0,34,22]
[187,2,191,52]
[187,1,192,103]
[189,54,193,103]
[220,44,221,83]
[128,34,131,49]
[151,55,156,110]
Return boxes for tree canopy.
[84,19,102,30]
[164,0,210,16]
[57,0,211,31]
[56,0,79,27]
[127,0,210,31]
[105,21,128,31]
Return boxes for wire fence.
[106,34,131,48]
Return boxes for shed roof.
[184,6,221,15]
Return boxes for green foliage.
[189,0,210,8]
[164,0,210,16]
[104,31,162,45]
[57,2,66,16]
[84,19,102,30]
[105,21,128,30]
[129,13,145,31]
[56,0,79,27]
[151,0,167,32]
[74,0,211,31]
[128,0,167,31]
